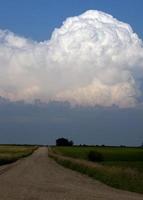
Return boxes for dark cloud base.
[0,97,142,146]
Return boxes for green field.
[53,146,143,161]
[0,145,37,165]
[50,146,143,193]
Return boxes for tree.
[88,150,103,162]
[56,138,74,146]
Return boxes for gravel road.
[0,147,142,200]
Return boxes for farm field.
[0,145,37,165]
[50,146,143,193]
[0,147,142,200]
[52,146,143,160]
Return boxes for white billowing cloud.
[0,10,143,107]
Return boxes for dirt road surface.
[0,147,142,200]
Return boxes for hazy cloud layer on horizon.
[0,100,142,146]
[0,10,143,108]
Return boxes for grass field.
[53,146,143,161]
[50,146,143,193]
[0,145,37,165]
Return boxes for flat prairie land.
[0,145,37,165]
[52,146,143,161]
[50,146,143,193]
[0,147,143,200]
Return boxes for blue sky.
[0,0,142,41]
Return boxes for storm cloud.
[0,10,143,107]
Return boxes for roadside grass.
[102,161,143,173]
[0,145,37,165]
[49,146,143,194]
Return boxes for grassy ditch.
[0,145,38,165]
[49,147,143,194]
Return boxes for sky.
[0,0,143,145]
[0,0,142,41]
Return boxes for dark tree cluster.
[56,138,73,146]
[88,150,103,162]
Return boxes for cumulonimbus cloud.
[0,10,143,107]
